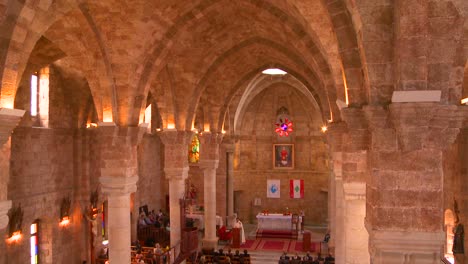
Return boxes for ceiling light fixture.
[262,68,287,75]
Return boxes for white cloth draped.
[234,220,246,244]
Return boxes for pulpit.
[232,228,240,248]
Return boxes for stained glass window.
[275,107,293,137]
[30,221,38,264]
[188,134,200,163]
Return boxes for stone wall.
[234,85,329,225]
[5,127,80,264]
[134,133,164,231]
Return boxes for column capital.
[157,130,193,169]
[198,159,219,170]
[100,176,138,196]
[363,105,389,130]
[164,167,189,181]
[340,107,367,130]
[0,200,12,229]
[198,132,224,145]
[343,182,366,201]
[0,108,25,146]
[389,103,466,151]
[221,135,237,153]
[326,122,348,152]
[157,130,193,146]
[97,124,147,147]
[199,132,223,161]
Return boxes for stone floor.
[197,223,328,264]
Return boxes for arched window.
[444,209,455,263]
[188,134,200,163]
[30,66,50,127]
[101,201,108,245]
[30,220,39,264]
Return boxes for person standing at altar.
[300,210,305,233]
[234,218,246,244]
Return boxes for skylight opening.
[262,68,287,75]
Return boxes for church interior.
[0,0,467,263]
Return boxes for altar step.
[256,229,298,239]
[249,250,282,264]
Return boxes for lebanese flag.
[290,179,304,198]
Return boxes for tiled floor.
[195,223,329,263]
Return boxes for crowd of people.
[197,248,251,264]
[131,241,170,264]
[138,209,169,229]
[279,252,334,264]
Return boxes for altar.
[256,213,301,230]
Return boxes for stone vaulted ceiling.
[0,0,349,130]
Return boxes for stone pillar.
[100,176,137,264]
[199,160,218,248]
[0,108,25,229]
[365,104,465,263]
[224,139,235,218]
[326,123,346,263]
[328,110,370,264]
[158,130,193,256]
[199,132,223,249]
[166,167,188,255]
[343,182,369,264]
[97,124,145,264]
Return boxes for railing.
[137,225,170,246]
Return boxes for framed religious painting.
[273,144,294,169]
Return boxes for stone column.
[224,139,235,218]
[199,132,223,249]
[365,104,465,263]
[97,124,145,264]
[328,109,370,264]
[158,130,193,256]
[166,167,188,255]
[326,122,346,263]
[0,108,25,229]
[100,176,137,264]
[343,182,369,264]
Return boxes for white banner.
[267,179,281,198]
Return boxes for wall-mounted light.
[7,204,23,243]
[7,231,22,243]
[166,123,176,130]
[90,189,99,220]
[86,123,98,129]
[321,125,328,133]
[461,97,468,105]
[59,216,70,226]
[60,197,71,227]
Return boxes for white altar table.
[186,213,223,230]
[256,213,301,230]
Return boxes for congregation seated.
[128,242,172,264]
[279,252,290,264]
[324,254,335,264]
[290,252,301,264]
[198,248,250,264]
[299,252,313,264]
